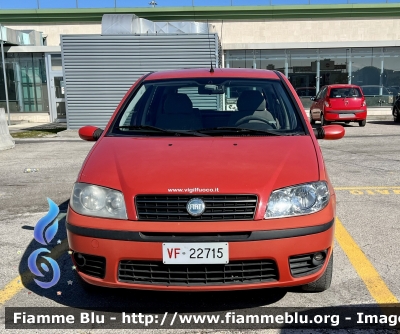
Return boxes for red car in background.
[309,84,367,127]
[67,68,344,294]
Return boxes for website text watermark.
[168,187,219,193]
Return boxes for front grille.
[74,253,106,279]
[289,253,325,277]
[118,260,278,286]
[135,195,258,221]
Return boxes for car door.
[310,87,326,120]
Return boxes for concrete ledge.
[0,108,15,151]
[367,115,394,121]
[57,129,79,138]
[10,113,51,123]
[367,107,392,116]
[366,107,393,121]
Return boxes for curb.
[0,108,15,151]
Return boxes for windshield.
[110,78,305,137]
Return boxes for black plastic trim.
[135,194,258,221]
[289,250,327,278]
[274,70,310,136]
[66,218,334,242]
[118,259,278,286]
[93,128,103,140]
[328,110,365,114]
[313,127,325,139]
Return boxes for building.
[1,4,400,125]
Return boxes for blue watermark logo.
[28,198,61,289]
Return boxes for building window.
[225,47,400,107]
[1,52,49,112]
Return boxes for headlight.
[265,182,329,219]
[70,183,127,219]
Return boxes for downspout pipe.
[0,24,11,126]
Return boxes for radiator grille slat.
[118,260,278,286]
[136,195,258,221]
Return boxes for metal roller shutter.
[61,34,219,129]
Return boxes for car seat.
[229,90,277,127]
[155,93,203,130]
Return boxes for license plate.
[339,113,355,118]
[162,243,229,264]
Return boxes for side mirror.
[313,125,345,140]
[78,126,103,141]
[310,96,316,101]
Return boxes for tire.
[320,113,330,126]
[394,107,400,123]
[309,111,315,125]
[344,121,350,124]
[359,119,366,127]
[301,252,333,292]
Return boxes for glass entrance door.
[51,74,66,120]
[46,54,66,122]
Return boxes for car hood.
[80,136,319,198]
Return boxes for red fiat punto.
[67,68,344,293]
[309,84,367,127]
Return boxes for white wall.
[210,19,400,49]
[6,18,400,48]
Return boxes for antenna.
[207,19,214,73]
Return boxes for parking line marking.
[335,186,400,190]
[0,239,69,306]
[335,218,399,304]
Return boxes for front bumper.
[66,211,335,291]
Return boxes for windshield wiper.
[196,127,284,136]
[116,125,209,137]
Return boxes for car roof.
[145,68,281,81]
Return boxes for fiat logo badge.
[186,198,206,217]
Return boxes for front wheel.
[301,253,333,292]
[359,119,366,127]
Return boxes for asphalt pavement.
[0,120,399,333]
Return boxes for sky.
[0,0,393,10]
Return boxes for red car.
[67,68,344,293]
[309,84,367,127]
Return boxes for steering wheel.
[235,115,277,129]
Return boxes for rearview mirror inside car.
[310,96,316,101]
[198,84,225,95]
